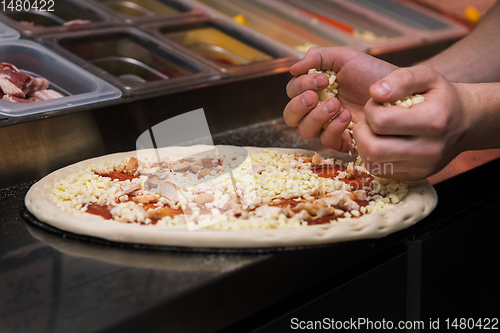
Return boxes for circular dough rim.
[25,145,438,248]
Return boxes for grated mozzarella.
[50,150,410,230]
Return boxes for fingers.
[353,120,445,180]
[354,119,438,162]
[284,94,342,137]
[289,47,362,77]
[369,65,440,103]
[364,91,447,136]
[354,120,408,163]
[363,162,422,181]
[286,72,329,99]
[320,109,353,152]
[283,91,318,127]
[298,98,342,138]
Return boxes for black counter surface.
[1,119,499,333]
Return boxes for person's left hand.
[284,47,396,153]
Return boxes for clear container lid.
[88,0,205,24]
[257,0,424,54]
[354,0,450,30]
[142,17,299,77]
[40,27,220,94]
[0,21,20,40]
[0,0,119,36]
[350,0,469,42]
[190,0,359,56]
[0,40,121,117]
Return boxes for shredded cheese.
[308,68,339,105]
[51,150,410,230]
[383,94,424,108]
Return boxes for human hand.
[354,65,472,180]
[284,47,397,152]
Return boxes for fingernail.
[314,75,327,89]
[301,93,314,107]
[323,99,337,114]
[336,110,350,123]
[375,81,392,96]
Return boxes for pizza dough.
[25,145,437,248]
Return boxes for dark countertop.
[1,119,499,333]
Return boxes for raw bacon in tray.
[0,62,64,103]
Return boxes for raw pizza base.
[25,145,437,248]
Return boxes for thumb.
[369,65,439,103]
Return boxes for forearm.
[422,2,500,83]
[458,82,500,151]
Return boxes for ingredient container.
[88,0,204,24]
[350,0,469,44]
[256,0,423,55]
[190,0,359,56]
[41,27,219,94]
[0,40,121,117]
[0,21,20,40]
[0,0,118,36]
[142,18,298,77]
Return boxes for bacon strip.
[32,89,64,101]
[0,77,25,97]
[2,95,38,103]
[24,77,50,96]
[0,62,55,102]
[0,63,31,94]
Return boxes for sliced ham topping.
[294,210,312,220]
[249,163,265,175]
[158,181,188,205]
[312,153,324,165]
[193,182,216,195]
[254,205,282,218]
[196,168,212,179]
[194,192,215,205]
[223,196,242,215]
[320,191,360,211]
[124,157,139,176]
[121,183,141,195]
[282,205,295,218]
[314,206,339,218]
[189,161,204,173]
[147,207,174,220]
[170,161,191,172]
[346,162,355,179]
[133,193,158,204]
[348,190,367,201]
[294,192,360,217]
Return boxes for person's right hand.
[284,47,397,153]
[354,65,473,180]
